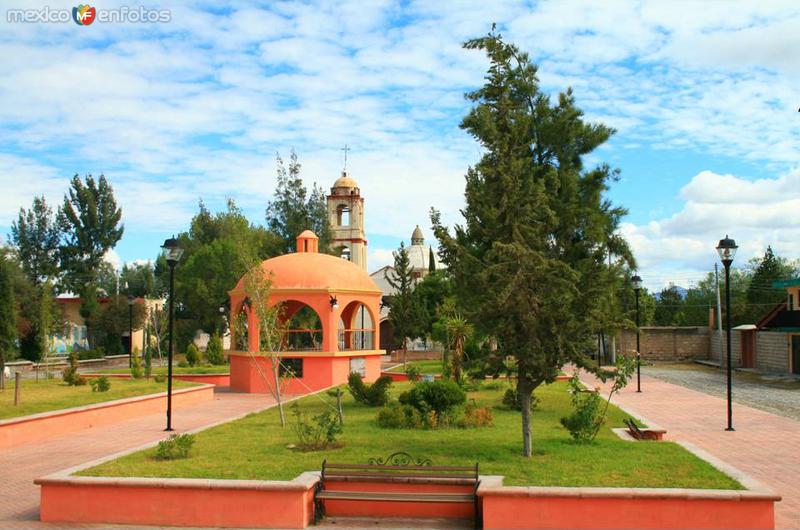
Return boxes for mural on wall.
[51,324,88,354]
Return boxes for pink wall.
[0,385,214,450]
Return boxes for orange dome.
[233,252,381,293]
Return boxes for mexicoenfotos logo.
[72,4,96,25]
[6,5,171,24]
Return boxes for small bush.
[177,360,189,368]
[130,348,144,379]
[404,364,421,382]
[185,344,201,366]
[457,401,494,428]
[560,375,603,443]
[205,334,225,365]
[376,403,425,429]
[290,402,343,451]
[144,345,153,378]
[399,379,466,425]
[153,374,166,383]
[77,348,105,360]
[154,433,195,460]
[347,373,392,406]
[89,376,111,392]
[62,351,87,386]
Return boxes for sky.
[0,0,798,292]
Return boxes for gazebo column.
[247,307,260,353]
[322,295,340,353]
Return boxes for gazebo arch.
[338,300,376,351]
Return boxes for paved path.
[585,372,800,530]
[643,363,800,421]
[0,390,278,530]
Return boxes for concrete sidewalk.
[584,371,799,529]
[0,390,277,530]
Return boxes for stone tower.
[327,170,367,270]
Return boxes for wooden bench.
[314,452,480,526]
[624,418,667,441]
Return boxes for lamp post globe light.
[716,235,738,432]
[631,274,643,393]
[161,236,184,432]
[127,293,135,368]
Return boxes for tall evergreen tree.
[0,255,18,382]
[385,242,426,357]
[653,285,685,325]
[432,30,633,456]
[58,174,124,347]
[10,196,61,286]
[428,246,436,273]
[266,150,332,254]
[745,246,796,322]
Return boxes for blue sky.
[1,1,798,291]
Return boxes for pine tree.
[10,196,60,285]
[385,242,426,358]
[58,174,124,347]
[745,246,795,322]
[266,150,332,254]
[0,255,18,385]
[428,246,436,273]
[431,29,632,456]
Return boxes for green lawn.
[386,360,443,375]
[94,365,229,375]
[80,381,740,490]
[0,378,196,420]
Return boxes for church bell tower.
[327,170,367,270]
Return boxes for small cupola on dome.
[296,230,319,253]
[411,225,424,245]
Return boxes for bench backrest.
[321,453,479,484]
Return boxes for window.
[279,358,304,378]
[349,357,366,377]
[337,205,350,226]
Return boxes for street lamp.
[631,274,643,393]
[716,235,738,432]
[161,236,184,432]
[127,294,135,368]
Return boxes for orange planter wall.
[0,385,214,450]
[38,477,316,529]
[480,490,777,530]
[84,373,231,387]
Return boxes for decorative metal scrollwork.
[367,451,432,467]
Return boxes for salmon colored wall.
[83,373,231,387]
[0,385,213,450]
[39,482,315,529]
[481,495,775,530]
[322,480,475,519]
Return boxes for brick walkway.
[0,390,278,530]
[584,371,800,530]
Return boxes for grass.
[80,380,741,490]
[386,360,443,375]
[94,365,229,375]
[0,377,196,420]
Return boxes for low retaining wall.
[84,373,231,387]
[6,354,130,377]
[389,350,442,362]
[37,472,317,529]
[0,384,214,450]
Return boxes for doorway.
[740,331,755,368]
[792,335,800,375]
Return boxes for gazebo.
[227,230,383,394]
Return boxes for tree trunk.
[517,377,533,457]
[272,356,285,427]
[0,355,5,390]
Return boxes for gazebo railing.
[283,330,323,352]
[338,329,374,351]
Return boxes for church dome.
[232,231,380,293]
[411,225,424,244]
[333,171,359,189]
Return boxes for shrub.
[144,345,153,378]
[177,360,189,368]
[185,344,201,366]
[77,348,105,360]
[130,347,144,379]
[347,373,392,406]
[154,374,166,383]
[376,403,425,429]
[154,434,195,460]
[560,375,602,443]
[89,376,111,392]
[399,379,466,425]
[205,334,225,365]
[404,364,421,382]
[62,351,86,386]
[502,387,539,412]
[290,402,343,451]
[457,401,494,428]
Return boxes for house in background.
[753,279,800,375]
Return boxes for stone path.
[584,371,800,530]
[643,363,800,421]
[0,390,277,530]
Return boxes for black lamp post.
[632,274,643,393]
[127,294,135,367]
[161,236,184,431]
[716,235,738,432]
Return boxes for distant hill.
[654,285,688,300]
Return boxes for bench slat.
[317,491,475,503]
[325,463,476,472]
[325,471,476,480]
